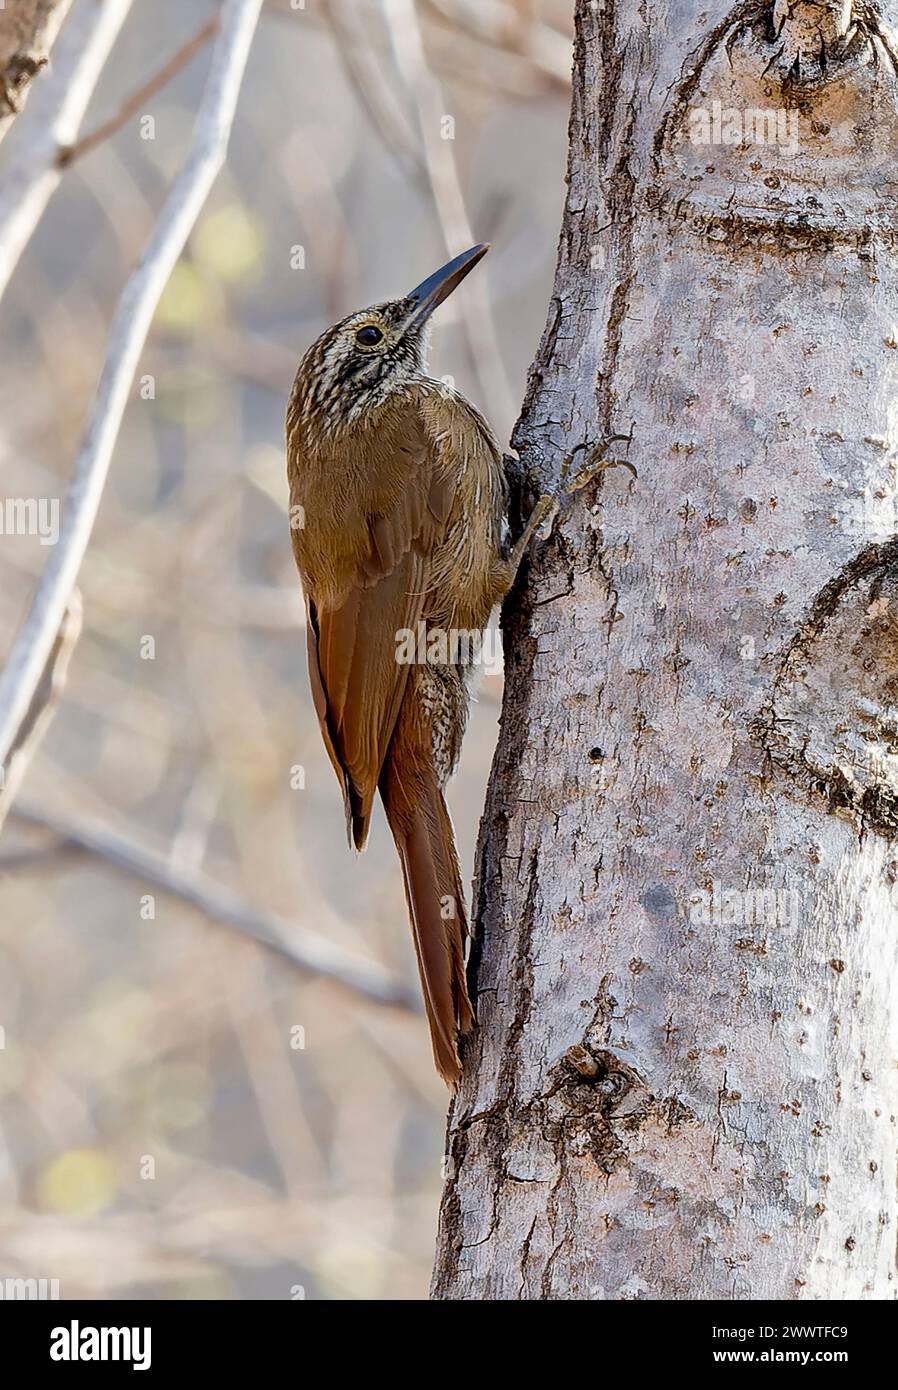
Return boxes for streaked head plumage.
[291,298,431,430]
[286,243,489,438]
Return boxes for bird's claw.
[560,434,637,494]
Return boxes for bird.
[285,244,555,1086]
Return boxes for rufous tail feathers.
[380,731,473,1087]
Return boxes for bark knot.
[755,540,898,839]
[655,0,898,245]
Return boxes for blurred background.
[0,0,571,1299]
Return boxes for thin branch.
[383,0,515,428]
[322,0,425,185]
[57,14,220,169]
[0,0,74,143]
[421,0,572,86]
[267,0,570,94]
[0,836,82,870]
[0,591,82,834]
[11,802,420,1013]
[0,0,266,792]
[0,0,135,305]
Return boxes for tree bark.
[0,0,73,143]
[432,0,898,1300]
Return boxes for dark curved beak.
[405,243,489,326]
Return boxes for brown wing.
[304,413,454,850]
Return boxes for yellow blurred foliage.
[36,1148,118,1217]
[193,204,264,284]
[155,261,224,333]
[147,1061,211,1132]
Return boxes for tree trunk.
[432,0,898,1301]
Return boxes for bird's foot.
[560,433,637,494]
[501,433,633,574]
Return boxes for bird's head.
[289,243,488,435]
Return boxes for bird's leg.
[500,451,559,584]
[503,493,559,580]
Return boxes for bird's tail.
[380,724,473,1088]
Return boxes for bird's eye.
[355,325,383,347]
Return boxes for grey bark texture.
[432,0,898,1301]
[0,0,73,142]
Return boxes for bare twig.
[421,0,572,86]
[322,0,425,185]
[0,0,74,143]
[0,0,266,797]
[383,0,514,428]
[267,0,570,92]
[11,802,421,1013]
[0,592,82,834]
[58,14,220,169]
[0,0,135,304]
[421,25,562,98]
[0,836,82,870]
